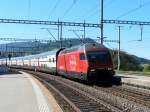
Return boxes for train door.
[79,52,88,79]
[79,53,84,74]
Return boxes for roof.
[60,42,107,54]
[10,49,60,60]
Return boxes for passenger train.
[0,43,115,82]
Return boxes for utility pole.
[139,25,143,41]
[83,20,86,42]
[101,0,104,44]
[5,44,7,66]
[60,22,63,48]
[117,26,123,72]
[58,19,60,41]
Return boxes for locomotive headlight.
[90,69,95,72]
[108,68,112,70]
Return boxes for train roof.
[61,42,108,53]
[38,49,59,56]
[10,49,60,60]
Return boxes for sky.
[0,0,150,59]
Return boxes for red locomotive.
[57,43,115,82]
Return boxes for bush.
[144,64,150,72]
[112,50,143,71]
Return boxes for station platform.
[0,67,63,112]
[116,73,150,89]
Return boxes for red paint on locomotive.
[57,43,115,81]
[57,50,88,77]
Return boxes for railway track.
[94,85,150,108]
[16,69,150,112]
[25,70,120,112]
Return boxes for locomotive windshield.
[87,51,111,62]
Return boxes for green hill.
[111,50,148,71]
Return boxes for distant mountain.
[0,41,38,51]
[0,38,96,57]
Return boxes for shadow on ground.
[91,76,122,87]
[0,66,21,75]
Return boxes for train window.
[80,53,86,60]
[87,51,111,62]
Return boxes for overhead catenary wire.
[76,0,117,21]
[104,0,118,7]
[61,0,78,19]
[28,0,31,19]
[117,0,150,19]
[140,0,142,7]
[83,9,99,21]
[75,3,99,21]
[49,0,60,16]
[105,0,114,5]
[81,0,116,19]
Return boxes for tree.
[112,50,143,71]
[144,61,150,72]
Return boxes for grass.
[116,70,150,76]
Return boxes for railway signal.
[8,54,12,61]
